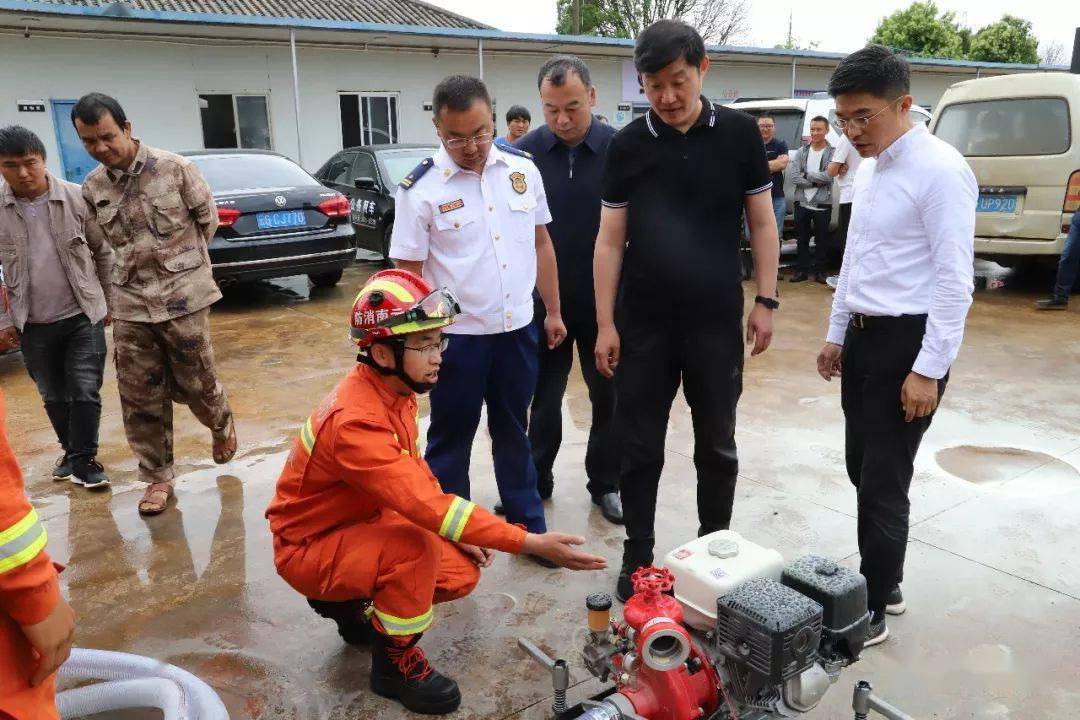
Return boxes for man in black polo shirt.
[594,20,780,601]
[515,55,622,525]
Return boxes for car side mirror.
[354,177,378,191]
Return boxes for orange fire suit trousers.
[274,510,480,636]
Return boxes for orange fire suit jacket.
[267,363,526,555]
[0,388,61,720]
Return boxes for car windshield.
[189,154,321,193]
[380,149,438,187]
[934,98,1071,157]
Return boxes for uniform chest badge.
[438,199,465,214]
[509,171,527,195]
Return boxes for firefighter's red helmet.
[350,269,459,348]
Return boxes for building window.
[340,93,399,147]
[199,94,272,150]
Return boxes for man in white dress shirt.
[390,75,567,563]
[816,45,977,647]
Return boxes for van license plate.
[256,210,307,230]
[977,195,1017,214]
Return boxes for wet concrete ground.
[4,258,1080,720]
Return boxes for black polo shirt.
[601,98,771,322]
[515,117,615,323]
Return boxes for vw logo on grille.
[274,195,287,207]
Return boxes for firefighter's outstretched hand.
[21,596,75,687]
[522,532,608,571]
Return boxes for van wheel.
[309,269,343,288]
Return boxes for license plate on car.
[256,209,307,230]
[976,195,1018,214]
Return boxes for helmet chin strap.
[357,342,435,395]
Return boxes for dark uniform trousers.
[528,303,618,500]
[841,314,947,615]
[616,310,744,565]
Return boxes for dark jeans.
[794,202,831,275]
[841,314,947,615]
[528,310,617,499]
[19,314,107,469]
[615,311,744,565]
[1052,211,1080,299]
[426,325,547,534]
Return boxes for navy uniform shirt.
[601,98,771,323]
[515,117,615,323]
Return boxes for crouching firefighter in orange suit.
[266,269,607,715]
[0,387,76,720]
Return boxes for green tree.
[555,0,750,44]
[967,15,1040,64]
[869,1,965,59]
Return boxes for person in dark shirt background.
[512,55,623,525]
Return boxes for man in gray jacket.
[790,116,835,283]
[0,125,113,489]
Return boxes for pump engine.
[522,530,911,720]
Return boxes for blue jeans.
[1053,211,1080,299]
[744,196,787,242]
[425,324,547,533]
[18,314,107,469]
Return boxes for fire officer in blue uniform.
[390,75,566,564]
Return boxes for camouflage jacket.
[82,141,221,322]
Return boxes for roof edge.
[0,0,1068,72]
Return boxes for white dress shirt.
[831,134,863,204]
[390,145,552,335]
[826,123,977,380]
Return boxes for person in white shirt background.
[826,131,863,286]
[391,75,568,565]
[815,44,977,648]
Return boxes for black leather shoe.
[615,553,652,603]
[371,632,461,714]
[592,492,624,525]
[1035,295,1068,310]
[790,272,809,283]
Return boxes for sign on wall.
[613,103,633,129]
[17,99,46,113]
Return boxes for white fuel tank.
[662,530,785,631]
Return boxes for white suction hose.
[56,648,228,720]
[57,678,185,720]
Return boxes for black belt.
[849,312,928,330]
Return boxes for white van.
[728,95,931,231]
[930,72,1080,266]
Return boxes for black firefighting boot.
[370,632,461,714]
[307,598,372,646]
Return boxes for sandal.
[138,482,174,516]
[212,417,238,464]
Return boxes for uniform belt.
[849,313,928,330]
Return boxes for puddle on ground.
[935,446,1079,492]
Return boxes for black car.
[314,144,438,263]
[182,150,356,288]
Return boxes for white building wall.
[0,32,1000,179]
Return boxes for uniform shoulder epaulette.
[398,157,434,189]
[499,145,533,160]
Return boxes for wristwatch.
[755,295,779,310]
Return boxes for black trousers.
[528,312,618,499]
[616,312,744,564]
[841,314,947,615]
[794,202,831,275]
[19,314,107,469]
